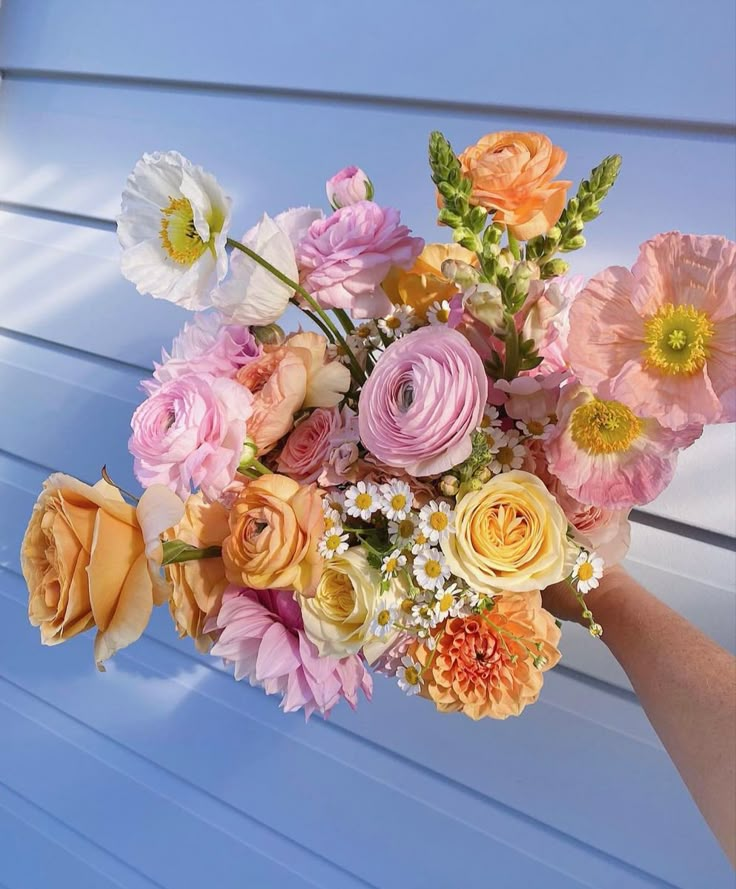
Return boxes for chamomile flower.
[354,320,380,344]
[323,491,346,519]
[413,547,451,591]
[381,549,407,579]
[410,601,436,630]
[322,507,342,534]
[433,583,464,621]
[483,424,506,454]
[418,500,455,545]
[397,656,422,696]
[388,513,418,548]
[318,528,350,559]
[572,550,605,595]
[516,416,556,440]
[481,404,503,429]
[410,528,431,555]
[489,431,526,474]
[344,481,381,521]
[378,304,414,338]
[426,299,452,325]
[369,599,399,638]
[380,479,413,521]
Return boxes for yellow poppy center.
[429,512,449,531]
[570,398,642,455]
[643,303,714,375]
[159,197,208,265]
[391,494,407,511]
[577,562,594,581]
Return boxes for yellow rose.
[21,474,184,668]
[166,493,230,652]
[442,470,573,595]
[383,243,476,320]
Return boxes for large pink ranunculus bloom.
[358,326,487,476]
[208,586,373,719]
[568,233,736,429]
[130,373,253,501]
[277,405,359,485]
[148,312,261,388]
[296,201,424,319]
[545,383,702,509]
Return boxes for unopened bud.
[562,235,586,252]
[497,248,515,272]
[509,261,536,298]
[253,323,285,345]
[540,259,570,278]
[326,166,374,210]
[441,258,480,288]
[457,478,483,499]
[474,467,492,483]
[439,474,460,497]
[464,282,505,333]
[238,439,258,473]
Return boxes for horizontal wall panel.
[0,1,734,125]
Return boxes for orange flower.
[459,132,571,240]
[383,243,476,320]
[165,493,230,652]
[410,592,561,719]
[223,474,324,596]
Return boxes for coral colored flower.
[130,374,253,501]
[296,201,424,318]
[358,326,488,476]
[117,151,231,308]
[458,132,571,240]
[209,586,372,719]
[410,593,561,720]
[568,233,736,429]
[277,406,359,485]
[223,474,324,597]
[545,383,702,510]
[325,166,374,209]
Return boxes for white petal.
[274,206,324,248]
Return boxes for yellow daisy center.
[570,398,642,455]
[414,532,428,547]
[400,598,414,615]
[377,609,392,627]
[324,515,335,531]
[159,197,208,265]
[325,534,343,551]
[384,558,398,573]
[438,592,454,611]
[424,560,442,579]
[434,307,450,322]
[355,492,373,510]
[643,303,714,376]
[390,494,407,512]
[356,323,373,339]
[403,666,420,685]
[385,316,402,330]
[577,562,594,581]
[526,420,545,435]
[429,511,449,531]
[397,519,415,538]
[496,445,515,465]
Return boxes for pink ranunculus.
[296,201,424,319]
[148,312,261,389]
[493,370,569,422]
[277,405,359,485]
[208,586,373,719]
[325,166,374,209]
[130,373,253,501]
[568,233,736,429]
[358,326,488,476]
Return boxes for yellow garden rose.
[22,473,184,668]
[442,470,573,595]
[383,243,476,320]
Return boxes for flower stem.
[502,313,520,380]
[161,541,222,566]
[333,308,355,336]
[507,231,521,261]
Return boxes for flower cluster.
[21,129,735,724]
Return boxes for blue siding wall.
[0,2,734,886]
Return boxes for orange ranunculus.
[223,474,324,596]
[411,593,561,719]
[22,474,184,668]
[383,243,477,320]
[458,132,572,240]
[237,332,350,454]
[166,493,230,652]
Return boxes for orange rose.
[383,243,476,320]
[22,474,184,668]
[223,474,324,596]
[459,132,571,240]
[165,493,230,652]
[410,592,561,719]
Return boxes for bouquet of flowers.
[21,130,735,721]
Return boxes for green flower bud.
[509,260,537,298]
[474,466,491,484]
[238,439,259,473]
[440,258,480,288]
[438,208,463,228]
[439,475,460,497]
[540,258,570,278]
[562,235,586,252]
[457,478,483,499]
[253,323,285,345]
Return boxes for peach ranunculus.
[22,474,185,668]
[165,493,230,652]
[236,331,351,454]
[458,132,572,240]
[442,470,573,595]
[223,474,324,596]
[409,593,561,720]
[383,243,477,320]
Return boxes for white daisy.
[354,320,381,344]
[318,528,350,559]
[397,656,422,696]
[483,424,506,454]
[117,151,231,309]
[369,599,399,638]
[433,583,464,621]
[572,550,605,595]
[379,479,413,521]
[344,481,381,521]
[377,304,414,338]
[413,547,451,591]
[410,529,431,556]
[426,299,452,325]
[516,416,556,440]
[410,601,437,630]
[381,549,407,579]
[418,500,455,545]
[489,431,526,474]
[322,507,342,534]
[481,404,503,429]
[388,513,418,548]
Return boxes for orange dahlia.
[410,592,561,719]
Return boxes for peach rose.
[459,132,571,240]
[22,474,184,668]
[410,593,561,719]
[237,332,351,454]
[165,493,230,652]
[223,474,324,596]
[442,470,573,595]
[383,243,476,320]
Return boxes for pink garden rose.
[358,326,488,476]
[130,373,253,501]
[208,586,373,719]
[325,166,374,209]
[296,201,424,318]
[568,233,736,429]
[277,405,360,485]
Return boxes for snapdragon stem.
[226,238,366,385]
[507,231,521,261]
